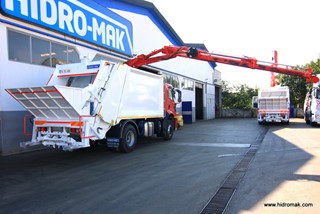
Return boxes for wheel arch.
[119,120,140,138]
[105,119,140,139]
[165,110,175,119]
[165,112,176,129]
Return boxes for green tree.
[306,58,320,74]
[277,59,320,107]
[277,72,307,108]
[222,81,258,109]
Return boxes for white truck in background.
[304,76,320,126]
[253,86,290,124]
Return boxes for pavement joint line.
[199,126,269,214]
[172,142,251,148]
[218,154,242,158]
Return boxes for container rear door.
[6,86,80,119]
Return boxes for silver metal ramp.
[6,86,80,119]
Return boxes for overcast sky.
[148,0,320,89]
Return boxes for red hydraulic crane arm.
[126,46,319,83]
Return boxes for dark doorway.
[195,86,204,120]
[215,86,222,118]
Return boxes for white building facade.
[0,0,220,155]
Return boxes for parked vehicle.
[6,60,182,152]
[253,86,290,124]
[304,76,320,126]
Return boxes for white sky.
[148,0,320,89]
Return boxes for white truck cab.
[304,78,320,126]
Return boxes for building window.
[8,30,30,63]
[182,78,194,91]
[68,47,80,64]
[32,37,50,65]
[7,29,80,67]
[163,73,179,88]
[93,54,110,61]
[51,42,68,66]
[92,54,120,63]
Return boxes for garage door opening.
[196,83,204,120]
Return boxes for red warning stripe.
[9,89,58,95]
[35,120,83,126]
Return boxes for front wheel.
[163,117,174,140]
[119,124,137,153]
[305,112,311,124]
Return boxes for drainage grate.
[222,171,246,189]
[201,188,234,214]
[200,127,269,214]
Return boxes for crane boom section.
[126,46,319,83]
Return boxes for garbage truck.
[253,86,290,124]
[6,60,182,152]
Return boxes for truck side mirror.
[252,96,258,109]
[176,89,182,103]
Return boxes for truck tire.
[305,111,310,124]
[305,117,310,124]
[308,111,318,127]
[163,117,174,140]
[119,124,137,153]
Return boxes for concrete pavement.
[225,118,320,214]
[0,118,319,214]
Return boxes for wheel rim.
[167,122,173,136]
[125,130,135,147]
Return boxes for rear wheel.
[119,124,137,153]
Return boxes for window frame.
[7,28,80,67]
[182,78,194,91]
[163,73,180,89]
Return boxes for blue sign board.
[0,0,133,56]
